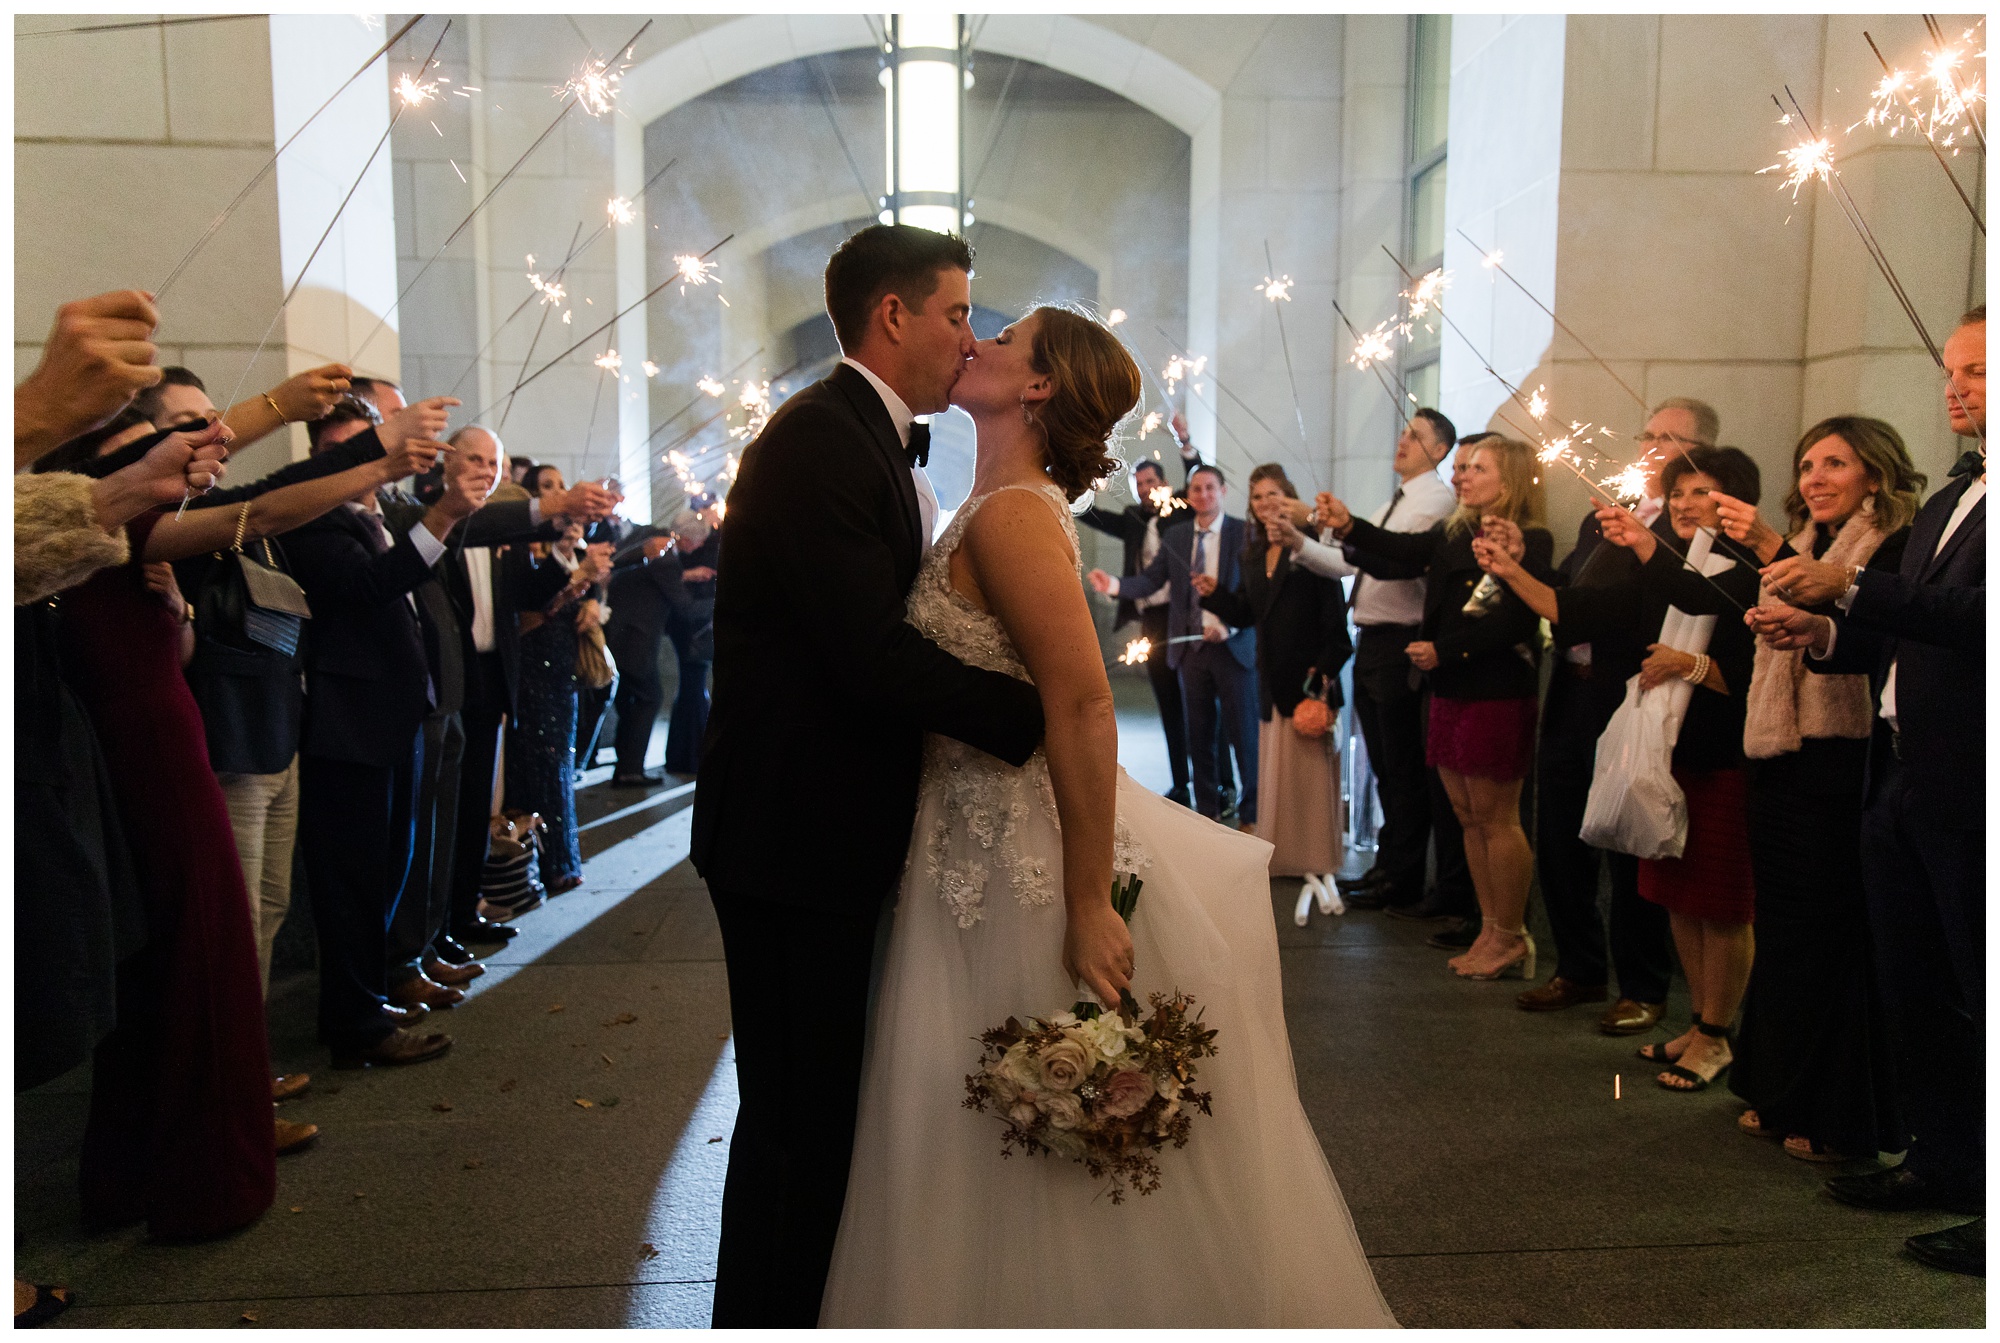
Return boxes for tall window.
[1402,14,1450,415]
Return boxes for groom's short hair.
[825,224,975,352]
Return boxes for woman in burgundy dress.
[57,436,425,1237]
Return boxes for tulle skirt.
[820,754,1396,1328]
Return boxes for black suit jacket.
[1812,475,1984,829]
[692,361,1045,906]
[605,552,687,650]
[1200,544,1352,718]
[1077,451,1195,626]
[281,504,436,768]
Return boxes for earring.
[1020,395,1035,425]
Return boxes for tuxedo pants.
[388,710,463,982]
[1534,665,1670,999]
[707,885,883,1327]
[299,734,420,1051]
[450,703,505,934]
[1179,644,1260,824]
[1138,608,1191,795]
[1860,759,1984,1200]
[608,628,664,778]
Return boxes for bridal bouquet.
[962,874,1220,1203]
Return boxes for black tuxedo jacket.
[1200,544,1352,718]
[281,504,436,768]
[692,361,1045,906]
[1812,474,1984,829]
[1115,513,1259,671]
[1077,451,1195,626]
[606,552,688,649]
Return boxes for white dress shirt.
[841,356,937,554]
[1292,468,1455,627]
[464,544,497,653]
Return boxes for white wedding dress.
[819,483,1397,1328]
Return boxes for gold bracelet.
[263,393,288,424]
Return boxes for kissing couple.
[690,223,1395,1328]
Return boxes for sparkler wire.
[1454,229,1651,413]
[466,234,736,425]
[154,14,426,299]
[643,347,768,450]
[1262,240,1322,491]
[1152,326,1299,463]
[21,13,256,38]
[1330,294,1413,420]
[1863,32,1984,233]
[352,18,655,364]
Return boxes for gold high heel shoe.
[1459,926,1537,980]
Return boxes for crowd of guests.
[1083,306,1986,1278]
[11,288,721,1304]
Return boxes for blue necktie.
[1187,527,1208,640]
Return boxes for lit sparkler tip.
[593,348,621,372]
[1139,410,1163,438]
[1601,463,1651,503]
[1257,274,1295,303]
[1481,248,1504,269]
[562,54,624,117]
[673,254,719,290]
[1117,637,1153,666]
[1404,267,1452,319]
[1526,386,1551,422]
[607,196,635,226]
[1349,320,1398,371]
[641,360,659,378]
[696,376,725,398]
[395,70,440,109]
[1761,136,1835,200]
[1106,308,1128,327]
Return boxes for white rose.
[1007,1099,1040,1129]
[982,1066,1021,1108]
[1039,1091,1087,1130]
[1037,1039,1091,1091]
[1000,1042,1041,1090]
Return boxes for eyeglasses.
[1635,431,1712,449]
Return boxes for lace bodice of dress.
[906,482,1147,929]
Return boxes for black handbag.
[194,503,313,657]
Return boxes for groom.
[692,224,1047,1326]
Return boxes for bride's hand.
[1063,899,1134,1013]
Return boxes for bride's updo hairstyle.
[1026,304,1143,502]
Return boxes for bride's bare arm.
[959,490,1132,1009]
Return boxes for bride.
[819,305,1396,1328]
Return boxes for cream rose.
[1099,1067,1154,1118]
[1038,1091,1086,1130]
[1036,1039,1091,1091]
[1007,1099,1040,1129]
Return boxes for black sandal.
[1658,1021,1731,1092]
[1636,1013,1702,1064]
[15,1284,73,1328]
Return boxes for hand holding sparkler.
[156,421,233,506]
[1758,554,1856,607]
[1469,534,1521,582]
[544,479,618,525]
[378,395,460,453]
[1314,492,1353,536]
[1085,568,1117,597]
[1710,491,1782,564]
[1593,502,1658,562]
[1264,514,1307,553]
[380,435,446,483]
[1190,573,1218,597]
[1480,515,1527,563]
[16,290,164,466]
[1170,411,1194,455]
[1744,600,1833,655]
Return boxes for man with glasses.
[1518,396,1718,1037]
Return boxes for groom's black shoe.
[1826,1166,1984,1215]
[1906,1218,1984,1276]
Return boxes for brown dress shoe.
[381,1001,430,1028]
[272,1073,312,1102]
[1516,977,1609,1012]
[275,1116,319,1155]
[1598,998,1666,1035]
[423,956,485,986]
[388,973,465,1011]
[332,1027,454,1070]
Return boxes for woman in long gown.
[820,306,1395,1328]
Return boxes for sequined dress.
[820,484,1396,1328]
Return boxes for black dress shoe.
[1427,917,1481,950]
[609,770,663,788]
[1907,1218,1984,1276]
[1164,788,1191,808]
[1384,890,1456,921]
[432,935,478,966]
[1335,869,1390,895]
[453,916,518,944]
[1343,885,1396,911]
[1825,1166,1984,1215]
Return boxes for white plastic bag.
[1578,529,1732,860]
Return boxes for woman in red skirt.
[1318,436,1552,980]
[1591,449,1763,1092]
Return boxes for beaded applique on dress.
[906,483,1151,929]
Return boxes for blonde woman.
[1316,437,1550,980]
[1715,417,1921,1159]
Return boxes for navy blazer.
[1116,513,1258,671]
[1812,474,1984,830]
[281,504,436,769]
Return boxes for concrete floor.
[15,693,1985,1328]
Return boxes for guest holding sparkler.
[1503,448,1760,1088]
[1317,436,1550,980]
[1079,413,1203,805]
[1706,417,1919,1162]
[1191,463,1352,909]
[1746,308,1986,1276]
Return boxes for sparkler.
[1138,410,1163,438]
[1330,295,1413,420]
[1162,352,1207,397]
[1405,267,1451,321]
[593,349,622,373]
[353,18,654,362]
[642,361,660,378]
[561,51,625,118]
[1260,240,1320,489]
[1760,130,1835,201]
[606,195,636,227]
[1155,326,1297,464]
[1256,275,1294,303]
[1861,31,1984,232]
[1526,386,1551,421]
[1348,320,1399,372]
[1923,14,1986,151]
[1146,485,1189,514]
[673,253,720,293]
[697,376,726,398]
[730,380,774,441]
[1106,308,1128,327]
[1457,229,1651,414]
[1117,638,1153,666]
[395,67,440,109]
[154,14,426,299]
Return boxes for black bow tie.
[1948,448,1985,479]
[906,421,931,469]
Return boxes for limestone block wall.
[16,13,397,478]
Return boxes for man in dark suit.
[604,506,713,785]
[282,434,489,1069]
[1078,418,1202,804]
[692,225,1045,1326]
[1089,463,1260,825]
[1752,308,1985,1276]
